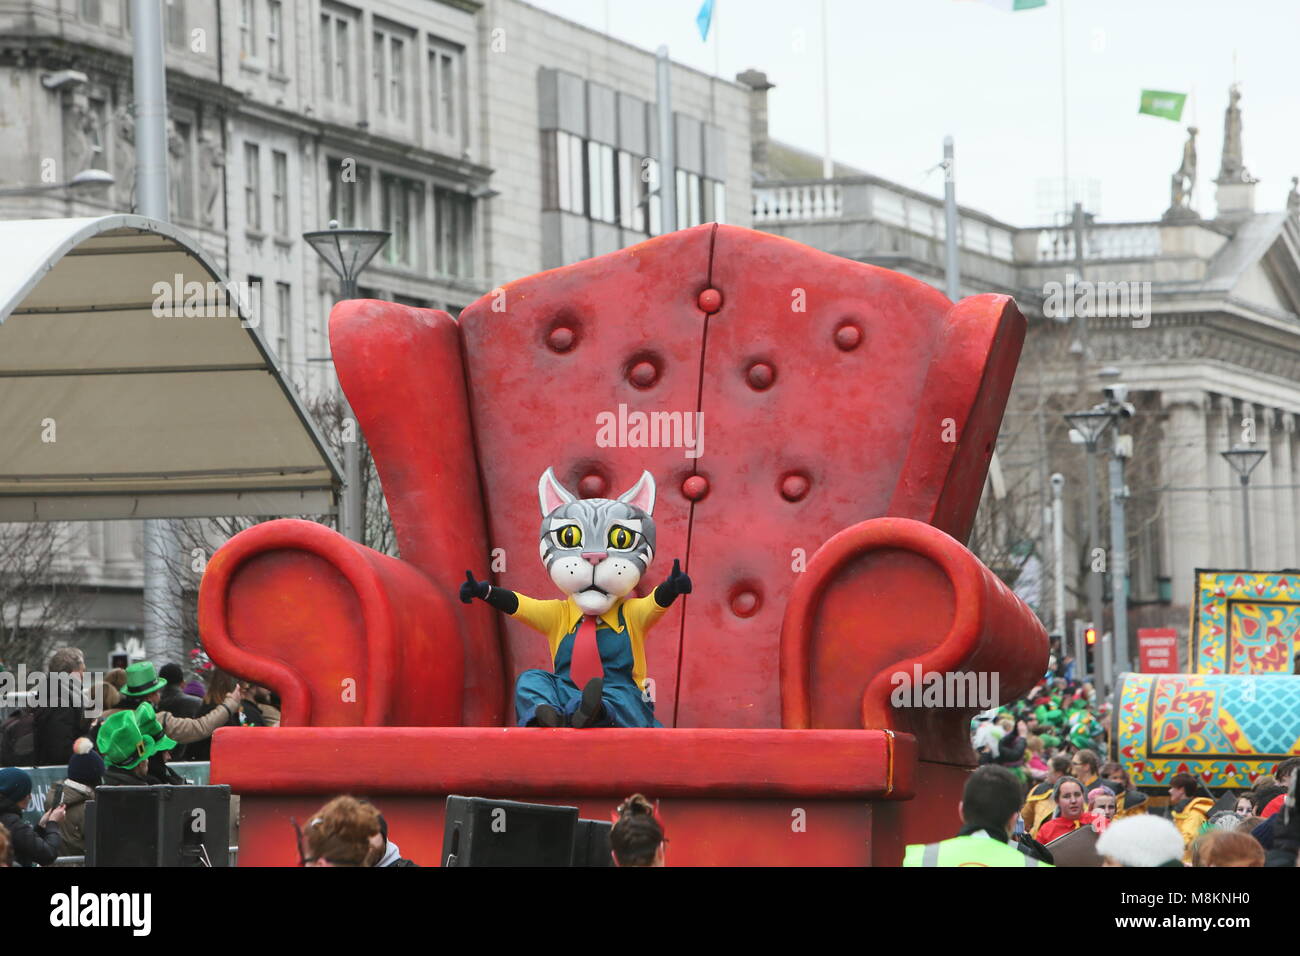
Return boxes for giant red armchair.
[199,224,1046,865]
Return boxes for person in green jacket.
[904,765,1055,867]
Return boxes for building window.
[373,26,410,120]
[381,173,423,269]
[434,188,473,278]
[553,131,584,215]
[239,0,256,60]
[586,141,616,224]
[169,119,195,221]
[704,179,726,225]
[272,150,288,235]
[164,0,186,48]
[321,6,355,104]
[246,275,263,327]
[80,0,101,25]
[275,281,292,362]
[645,159,662,235]
[267,0,285,73]
[616,151,646,233]
[244,142,261,230]
[327,157,371,227]
[676,170,702,228]
[427,41,462,142]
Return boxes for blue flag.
[696,0,714,41]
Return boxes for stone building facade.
[0,0,752,667]
[750,74,1300,666]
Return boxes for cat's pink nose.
[580,552,607,566]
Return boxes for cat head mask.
[538,467,656,615]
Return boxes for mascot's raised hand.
[460,467,690,729]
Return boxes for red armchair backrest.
[335,224,1024,728]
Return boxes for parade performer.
[460,468,691,728]
[1036,776,1099,844]
[1168,772,1215,863]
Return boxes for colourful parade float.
[1114,569,1300,793]
[198,224,1048,865]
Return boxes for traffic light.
[1084,624,1097,674]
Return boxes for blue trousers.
[514,669,662,727]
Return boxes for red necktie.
[569,615,604,689]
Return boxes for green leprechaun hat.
[96,710,159,770]
[120,660,168,698]
[134,702,177,754]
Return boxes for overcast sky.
[528,0,1300,226]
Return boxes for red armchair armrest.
[199,519,464,727]
[781,517,1047,763]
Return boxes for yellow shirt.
[511,592,667,692]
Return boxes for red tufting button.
[780,474,810,501]
[698,288,723,313]
[834,323,862,351]
[578,474,607,498]
[547,326,576,352]
[747,362,775,390]
[629,360,659,388]
[730,590,760,618]
[681,475,710,501]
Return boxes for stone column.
[1277,413,1297,567]
[103,520,139,579]
[1258,407,1278,569]
[1209,395,1235,564]
[1163,390,1212,606]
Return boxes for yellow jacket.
[1172,797,1215,863]
[1115,789,1148,819]
[1022,782,1055,838]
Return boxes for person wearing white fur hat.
[1095,814,1186,867]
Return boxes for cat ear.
[617,470,656,515]
[538,467,577,517]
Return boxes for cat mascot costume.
[460,468,691,728]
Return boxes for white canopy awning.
[0,215,341,521]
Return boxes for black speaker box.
[442,796,577,867]
[572,818,613,867]
[85,785,231,867]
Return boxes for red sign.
[1138,628,1179,673]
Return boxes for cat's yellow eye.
[608,527,635,550]
[557,525,582,549]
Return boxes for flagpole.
[821,0,832,179]
[714,0,721,78]
[1058,0,1070,220]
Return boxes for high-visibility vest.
[903,834,1052,867]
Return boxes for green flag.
[1138,90,1187,121]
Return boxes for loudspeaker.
[85,785,231,867]
[571,818,613,867]
[442,796,577,867]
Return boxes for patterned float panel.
[1114,672,1300,790]
[1190,569,1300,674]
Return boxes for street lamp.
[303,220,391,299]
[1064,405,1115,689]
[303,220,390,543]
[0,168,116,197]
[1221,443,1268,567]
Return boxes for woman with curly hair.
[610,794,665,867]
[297,795,384,867]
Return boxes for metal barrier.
[14,762,210,825]
[50,846,239,867]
